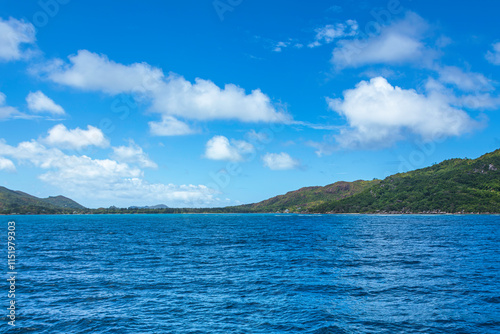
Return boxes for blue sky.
[0,0,499,208]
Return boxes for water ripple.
[1,214,499,333]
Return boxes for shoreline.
[1,212,499,216]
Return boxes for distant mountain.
[0,187,86,214]
[128,204,169,209]
[311,149,500,214]
[232,180,379,213]
[148,204,169,209]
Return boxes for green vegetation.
[311,149,500,214]
[0,186,86,214]
[42,196,86,210]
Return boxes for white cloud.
[149,116,195,136]
[44,50,164,94]
[42,124,110,150]
[1,91,67,121]
[38,155,141,186]
[86,179,217,207]
[306,140,335,157]
[150,75,288,123]
[291,120,341,130]
[26,91,65,115]
[0,139,141,181]
[111,141,158,169]
[37,50,290,127]
[308,20,358,48]
[271,39,303,52]
[459,93,500,110]
[331,12,434,69]
[438,66,494,92]
[425,78,500,110]
[0,157,16,172]
[204,135,254,162]
[0,92,29,120]
[486,42,500,65]
[273,41,289,52]
[262,152,300,170]
[246,129,270,144]
[329,77,479,148]
[0,92,19,120]
[0,139,217,207]
[0,17,36,62]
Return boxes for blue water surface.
[1,214,499,333]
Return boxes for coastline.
[2,212,499,216]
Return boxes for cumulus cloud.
[150,75,288,122]
[204,135,254,162]
[149,116,195,136]
[42,124,110,150]
[26,91,65,115]
[44,50,164,94]
[36,50,290,128]
[331,12,434,69]
[0,139,140,181]
[86,179,216,207]
[486,42,500,65]
[262,152,300,170]
[111,141,158,169]
[0,139,217,207]
[0,17,36,62]
[308,20,358,48]
[437,66,494,92]
[329,77,480,148]
[0,157,16,172]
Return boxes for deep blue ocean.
[1,214,499,333]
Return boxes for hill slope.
[0,187,86,214]
[41,196,86,210]
[311,149,500,214]
[232,180,380,213]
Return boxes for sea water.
[1,214,499,333]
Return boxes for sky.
[0,0,499,208]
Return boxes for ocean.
[1,214,499,333]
